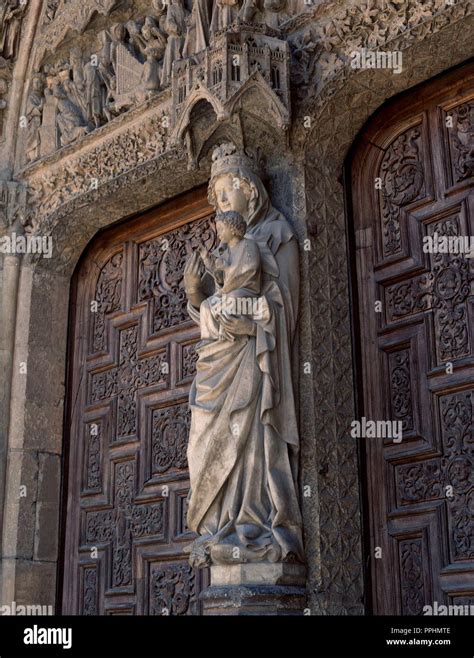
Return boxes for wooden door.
[351,64,474,614]
[62,188,214,615]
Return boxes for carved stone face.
[32,76,43,93]
[215,219,235,244]
[212,174,252,218]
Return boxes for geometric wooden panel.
[351,64,474,614]
[62,189,213,614]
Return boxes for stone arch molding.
[1,0,473,614]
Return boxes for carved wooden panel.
[351,65,474,614]
[62,188,213,614]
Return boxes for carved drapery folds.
[183,143,305,569]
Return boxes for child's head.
[215,210,246,242]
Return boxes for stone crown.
[211,142,265,179]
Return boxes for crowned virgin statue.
[184,143,304,567]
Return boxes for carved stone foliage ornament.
[182,143,304,568]
[24,109,170,231]
[0,180,26,230]
[289,0,473,138]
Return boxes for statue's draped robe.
[183,0,212,57]
[187,177,304,562]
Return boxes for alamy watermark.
[0,232,53,258]
[212,294,265,320]
[0,601,54,615]
[423,601,474,616]
[350,48,403,74]
[351,417,403,443]
[24,625,72,650]
[422,232,474,258]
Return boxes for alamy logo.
[350,48,403,74]
[422,232,474,257]
[0,601,53,615]
[214,295,265,319]
[350,417,403,443]
[423,602,474,616]
[24,625,72,650]
[0,232,53,258]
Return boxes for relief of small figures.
[23,0,297,160]
[0,0,26,61]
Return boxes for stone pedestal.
[201,563,306,615]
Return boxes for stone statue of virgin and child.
[183,142,304,570]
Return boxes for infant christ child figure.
[198,211,262,342]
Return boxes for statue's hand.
[184,252,203,294]
[219,315,256,336]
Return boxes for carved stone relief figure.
[125,20,148,59]
[183,143,304,567]
[0,56,12,134]
[262,0,289,28]
[140,17,167,98]
[38,72,59,156]
[141,15,167,56]
[211,0,241,32]
[0,0,25,61]
[84,57,105,128]
[43,0,61,25]
[161,0,188,86]
[67,47,87,115]
[240,0,289,28]
[53,80,88,146]
[25,74,45,162]
[183,0,212,57]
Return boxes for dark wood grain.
[61,186,212,615]
[350,63,474,615]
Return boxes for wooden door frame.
[57,185,211,614]
[344,60,474,615]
